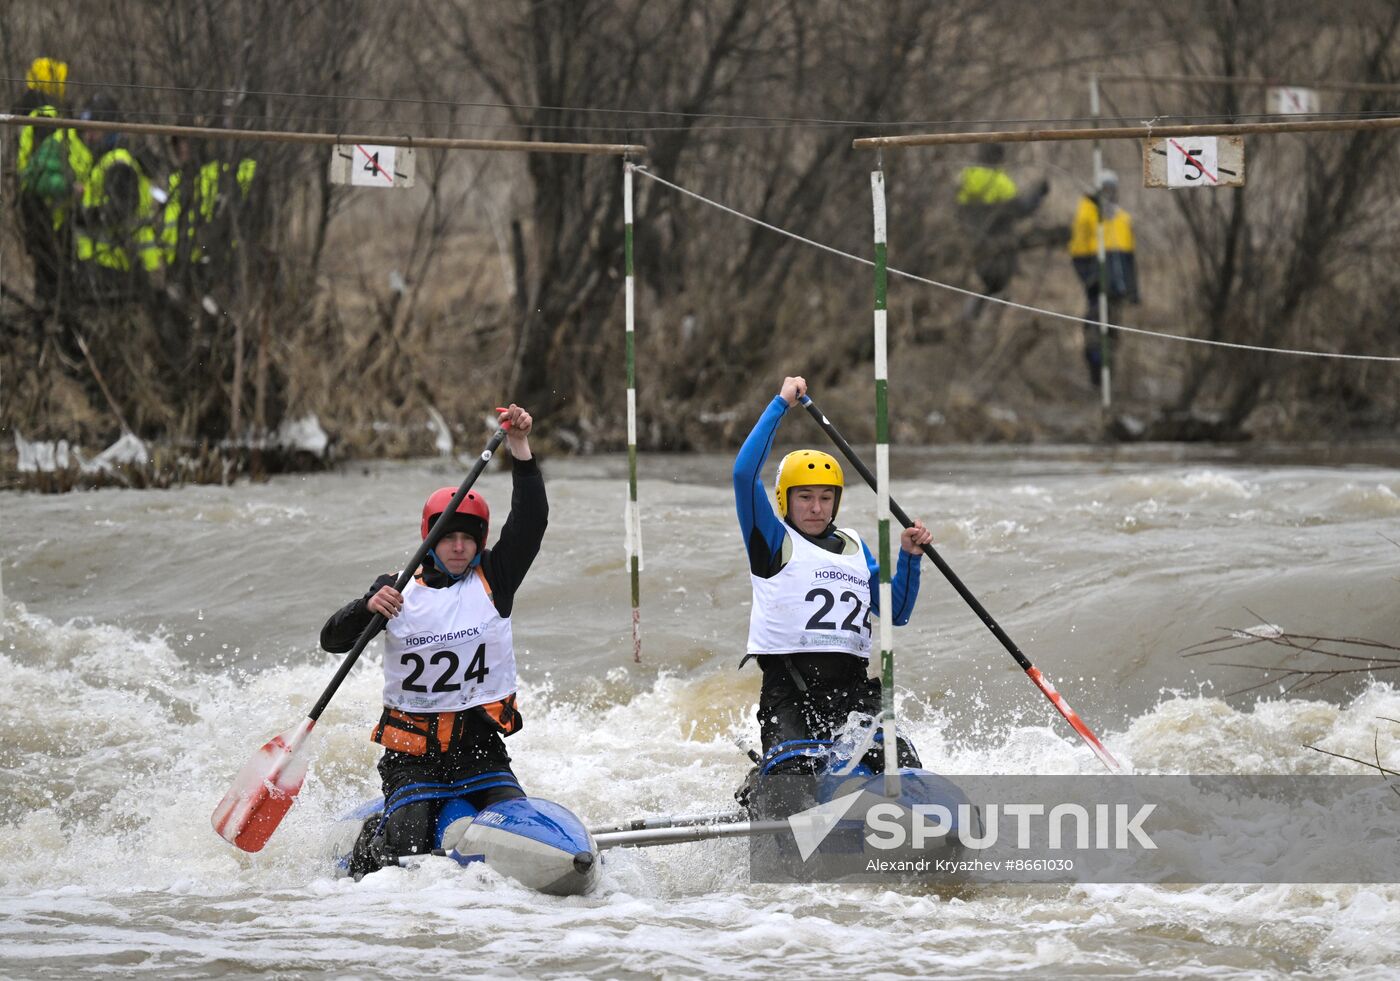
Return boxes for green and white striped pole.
[624,159,642,663]
[871,167,898,793]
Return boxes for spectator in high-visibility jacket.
[161,133,257,269]
[955,143,1048,321]
[14,58,90,307]
[15,57,73,168]
[1069,170,1139,389]
[73,96,162,281]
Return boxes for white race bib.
[746,527,873,659]
[382,569,517,712]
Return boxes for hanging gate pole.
[871,167,899,794]
[624,160,642,663]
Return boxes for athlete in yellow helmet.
[732,375,933,801]
[773,448,843,519]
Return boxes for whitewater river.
[2,443,1398,979]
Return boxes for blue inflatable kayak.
[331,794,599,896]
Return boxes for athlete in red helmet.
[319,403,547,876]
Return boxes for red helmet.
[420,486,490,544]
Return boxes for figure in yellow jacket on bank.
[73,95,163,284]
[955,142,1049,322]
[1069,170,1139,389]
[161,132,257,273]
[14,57,90,308]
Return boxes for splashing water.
[3,450,1398,978]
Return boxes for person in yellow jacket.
[1069,170,1139,388]
[15,58,79,168]
[72,96,162,288]
[955,143,1049,321]
[14,58,91,307]
[161,133,257,269]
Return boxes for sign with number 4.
[329,143,416,188]
[1143,135,1245,188]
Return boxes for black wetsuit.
[320,457,546,875]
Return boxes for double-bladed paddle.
[798,394,1123,773]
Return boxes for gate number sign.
[329,143,416,188]
[353,145,395,186]
[1143,135,1245,189]
[1268,86,1320,115]
[1167,138,1217,185]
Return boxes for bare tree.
[1184,617,1400,697]
[1145,1,1400,437]
[436,0,1038,444]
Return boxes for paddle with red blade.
[798,395,1123,773]
[211,423,511,851]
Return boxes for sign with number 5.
[1143,135,1245,189]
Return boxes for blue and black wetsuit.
[734,395,923,774]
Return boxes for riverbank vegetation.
[4,2,1400,490]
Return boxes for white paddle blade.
[211,718,315,852]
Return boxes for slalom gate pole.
[624,159,642,663]
[870,167,900,795]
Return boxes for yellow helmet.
[774,449,844,519]
[26,58,68,103]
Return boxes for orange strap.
[371,695,520,754]
[477,692,521,735]
[371,708,457,755]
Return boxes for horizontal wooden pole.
[853,115,1400,149]
[0,114,647,157]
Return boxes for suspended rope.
[631,167,1400,364]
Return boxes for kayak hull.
[332,794,598,896]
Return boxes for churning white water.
[2,445,1398,979]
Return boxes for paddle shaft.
[800,397,1030,670]
[798,396,1122,772]
[305,426,508,722]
